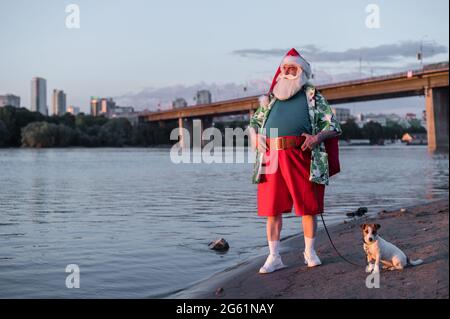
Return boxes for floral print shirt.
[249,83,342,185]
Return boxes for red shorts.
[257,136,325,217]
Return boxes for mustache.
[277,72,301,81]
[277,70,303,80]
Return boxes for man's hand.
[301,131,339,151]
[249,127,258,151]
[301,133,320,151]
[257,134,268,153]
[249,128,267,153]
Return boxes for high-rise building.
[196,90,212,105]
[172,98,188,109]
[101,98,115,116]
[67,105,80,115]
[31,77,48,115]
[90,97,116,117]
[90,97,100,116]
[0,94,20,108]
[52,89,67,116]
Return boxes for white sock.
[268,240,280,257]
[304,236,315,255]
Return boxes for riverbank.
[171,198,449,299]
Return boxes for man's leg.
[259,214,286,274]
[267,215,282,257]
[302,215,321,267]
[278,147,324,267]
[257,149,291,274]
[267,215,282,241]
[302,215,317,238]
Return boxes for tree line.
[217,118,426,145]
[0,106,176,148]
[340,118,426,144]
[1,105,426,148]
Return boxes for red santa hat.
[268,48,312,93]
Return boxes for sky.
[0,0,448,115]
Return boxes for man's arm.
[315,90,342,135]
[248,126,268,153]
[301,89,341,151]
[301,130,338,151]
[249,102,271,153]
[316,130,339,143]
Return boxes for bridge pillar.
[178,117,184,147]
[200,117,213,147]
[178,117,214,148]
[178,117,193,148]
[190,117,213,148]
[425,87,449,152]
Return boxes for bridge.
[139,62,449,151]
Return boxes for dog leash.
[311,182,364,267]
[319,212,364,267]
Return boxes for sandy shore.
[172,198,449,299]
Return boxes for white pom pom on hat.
[258,94,270,108]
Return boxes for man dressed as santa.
[249,48,342,273]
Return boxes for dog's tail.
[407,257,423,266]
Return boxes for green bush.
[340,119,363,140]
[21,122,79,148]
[2,105,181,147]
[21,122,59,147]
[0,106,45,146]
[0,120,8,147]
[362,121,384,145]
[98,118,133,146]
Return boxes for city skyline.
[0,70,439,118]
[0,72,438,123]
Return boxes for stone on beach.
[346,207,368,217]
[208,238,230,251]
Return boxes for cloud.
[116,41,448,111]
[310,61,438,85]
[115,78,425,116]
[114,80,270,111]
[232,41,448,63]
[114,61,443,111]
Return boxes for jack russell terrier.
[361,223,423,274]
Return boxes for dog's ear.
[360,224,366,230]
[375,224,381,230]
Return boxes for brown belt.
[266,136,304,150]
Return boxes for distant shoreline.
[0,142,429,150]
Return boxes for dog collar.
[363,239,377,246]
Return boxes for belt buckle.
[275,137,285,150]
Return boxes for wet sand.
[172,198,449,299]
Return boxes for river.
[0,145,448,298]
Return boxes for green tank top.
[263,88,312,137]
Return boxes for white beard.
[272,72,308,100]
